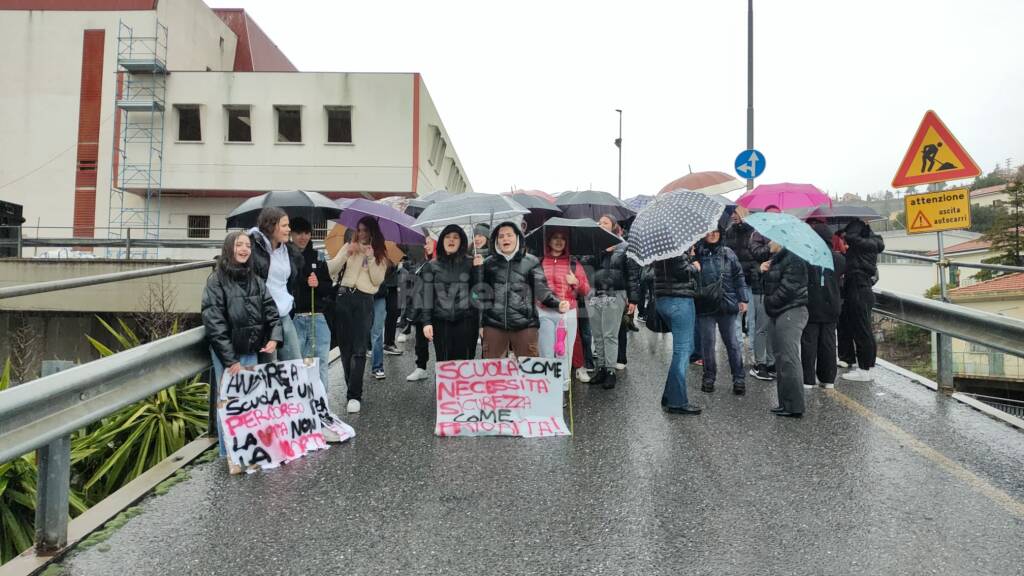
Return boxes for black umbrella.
[796,204,884,225]
[505,193,562,229]
[555,190,635,222]
[405,189,455,217]
[524,217,622,257]
[225,190,342,229]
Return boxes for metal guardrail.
[0,260,214,300]
[884,249,1024,274]
[0,328,210,553]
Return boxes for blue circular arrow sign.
[735,149,766,180]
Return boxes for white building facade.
[0,0,470,259]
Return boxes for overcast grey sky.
[206,0,1024,199]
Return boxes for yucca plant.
[75,317,209,502]
[0,359,88,563]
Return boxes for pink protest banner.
[435,357,570,438]
[218,359,354,472]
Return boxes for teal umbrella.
[744,212,834,270]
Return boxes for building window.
[225,105,252,142]
[325,106,352,143]
[428,126,442,166]
[447,159,459,190]
[175,105,201,142]
[187,215,210,239]
[431,138,447,175]
[275,105,302,143]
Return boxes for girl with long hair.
[247,207,304,361]
[327,216,388,413]
[201,231,282,473]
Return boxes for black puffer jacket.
[201,269,282,367]
[292,243,335,314]
[724,220,758,286]
[843,220,885,289]
[807,251,846,323]
[763,249,809,318]
[475,222,560,330]
[653,255,698,298]
[581,242,641,303]
[421,224,479,325]
[248,228,303,302]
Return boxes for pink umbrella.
[658,171,745,196]
[504,189,556,203]
[736,182,832,211]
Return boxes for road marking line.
[829,389,1024,519]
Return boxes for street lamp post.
[746,0,754,191]
[615,109,623,199]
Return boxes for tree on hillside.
[970,166,1010,191]
[982,167,1024,266]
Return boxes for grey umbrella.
[405,189,455,217]
[555,190,635,222]
[225,190,341,229]
[413,193,529,232]
[625,189,725,266]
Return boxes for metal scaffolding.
[107,19,168,258]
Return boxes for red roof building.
[949,272,1024,301]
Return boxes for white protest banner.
[219,359,354,472]
[435,357,570,438]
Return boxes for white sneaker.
[803,384,814,390]
[837,359,850,368]
[406,367,429,381]
[346,399,361,413]
[373,369,386,380]
[322,428,343,443]
[397,333,408,343]
[842,368,873,382]
[820,382,835,389]
[614,363,626,370]
[576,368,591,383]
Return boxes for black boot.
[602,369,616,390]
[592,367,607,385]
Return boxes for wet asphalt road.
[57,329,1024,576]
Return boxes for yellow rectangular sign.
[904,187,972,235]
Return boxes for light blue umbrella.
[744,212,834,270]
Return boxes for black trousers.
[801,322,837,386]
[383,286,399,347]
[837,301,855,364]
[413,322,430,369]
[335,289,374,401]
[846,285,877,369]
[433,316,479,361]
[617,322,628,365]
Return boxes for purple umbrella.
[335,198,424,244]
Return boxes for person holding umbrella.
[327,216,388,414]
[476,222,567,358]
[421,225,482,361]
[248,207,304,361]
[581,215,640,388]
[760,241,809,417]
[802,225,846,390]
[536,227,590,391]
[839,219,885,382]
[288,217,335,392]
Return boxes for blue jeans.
[371,296,386,371]
[277,314,301,362]
[294,313,331,390]
[210,349,258,457]
[699,313,745,386]
[656,296,695,408]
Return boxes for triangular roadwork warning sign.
[910,211,932,231]
[892,110,981,188]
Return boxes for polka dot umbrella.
[625,188,726,266]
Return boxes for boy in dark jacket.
[761,243,809,417]
[696,228,748,395]
[801,225,846,390]
[840,219,885,382]
[289,217,335,391]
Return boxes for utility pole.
[746,0,754,191]
[615,109,623,199]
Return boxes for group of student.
[200,203,886,469]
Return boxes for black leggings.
[433,316,479,361]
[335,289,374,401]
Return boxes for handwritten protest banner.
[435,357,570,438]
[219,359,354,472]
